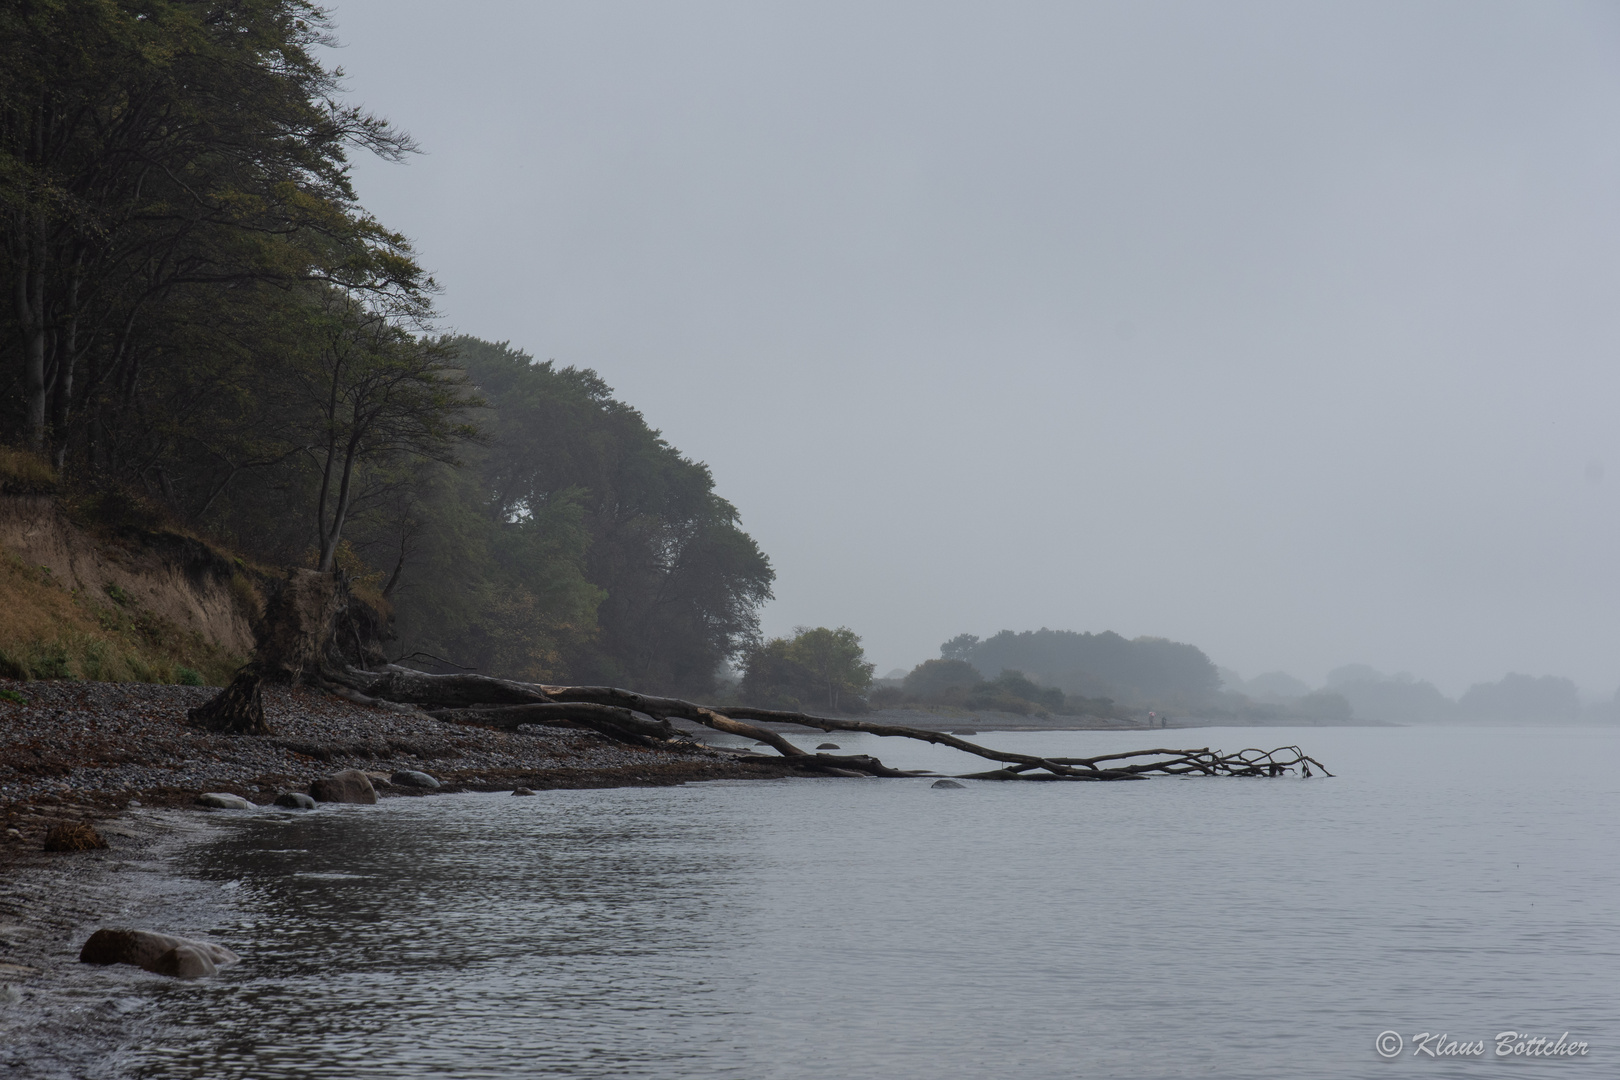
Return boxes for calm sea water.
[122,726,1618,1079]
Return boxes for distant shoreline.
[732,707,1400,734]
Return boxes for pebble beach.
[0,677,796,1077]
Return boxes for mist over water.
[324,0,1620,694]
[127,726,1618,1079]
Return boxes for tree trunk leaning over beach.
[330,665,1332,781]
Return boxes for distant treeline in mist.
[943,629,1219,701]
[730,625,1137,719]
[1222,665,1619,725]
[856,629,1619,725]
[0,3,772,696]
[844,629,1221,720]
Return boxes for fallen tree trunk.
[339,665,1333,780]
[426,702,678,747]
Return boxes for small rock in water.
[309,769,377,805]
[931,779,966,789]
[511,787,536,796]
[273,791,316,810]
[0,984,22,1005]
[43,822,109,850]
[390,769,440,790]
[817,743,840,750]
[194,793,253,811]
[79,929,238,980]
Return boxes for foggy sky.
[323,1,1620,697]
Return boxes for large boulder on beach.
[195,792,253,810]
[80,929,238,979]
[390,769,440,789]
[309,769,377,804]
[273,791,316,809]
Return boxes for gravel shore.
[0,677,802,1077]
[0,677,794,861]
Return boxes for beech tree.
[361,338,774,695]
[1,0,424,464]
[293,293,475,573]
[1,9,777,696]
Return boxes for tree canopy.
[362,337,775,696]
[1,6,774,696]
[942,628,1220,704]
[741,625,874,712]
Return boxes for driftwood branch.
[338,665,1333,781]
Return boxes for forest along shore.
[0,678,797,864]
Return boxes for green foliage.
[977,670,1065,711]
[29,643,74,681]
[0,13,773,698]
[903,659,983,697]
[103,583,131,608]
[353,338,774,694]
[888,660,1123,718]
[942,629,1220,703]
[786,626,875,710]
[738,637,820,711]
[174,666,205,686]
[742,626,873,712]
[0,688,27,705]
[1,0,430,463]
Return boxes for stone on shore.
[390,769,440,789]
[79,929,239,979]
[931,779,966,789]
[817,743,840,750]
[309,769,377,804]
[511,787,535,796]
[195,792,253,810]
[273,791,317,809]
[42,822,108,851]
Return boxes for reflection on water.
[130,727,1620,1079]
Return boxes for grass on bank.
[0,447,59,494]
[0,551,243,686]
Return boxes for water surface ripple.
[129,726,1619,1079]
